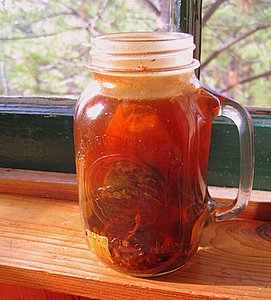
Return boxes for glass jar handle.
[211,94,254,222]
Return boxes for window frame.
[0,96,270,191]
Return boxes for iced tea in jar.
[74,32,254,277]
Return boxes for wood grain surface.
[0,193,270,299]
[0,168,270,220]
[0,168,78,201]
[0,283,84,300]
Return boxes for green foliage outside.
[0,0,270,107]
[201,0,271,107]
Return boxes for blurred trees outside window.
[0,0,270,106]
[201,0,270,106]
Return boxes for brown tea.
[75,32,253,277]
[74,81,219,276]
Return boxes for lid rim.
[92,31,193,42]
[89,59,200,74]
[90,45,196,57]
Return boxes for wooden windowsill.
[0,168,270,299]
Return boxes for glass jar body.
[74,71,219,277]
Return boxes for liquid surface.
[74,85,219,276]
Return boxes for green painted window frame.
[0,97,270,191]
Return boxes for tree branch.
[220,70,271,93]
[202,23,270,68]
[139,0,160,16]
[65,6,100,35]
[0,27,83,41]
[14,12,75,29]
[93,0,110,23]
[87,0,110,34]
[203,0,227,26]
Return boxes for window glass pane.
[0,0,270,107]
[0,0,169,97]
[201,0,271,107]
